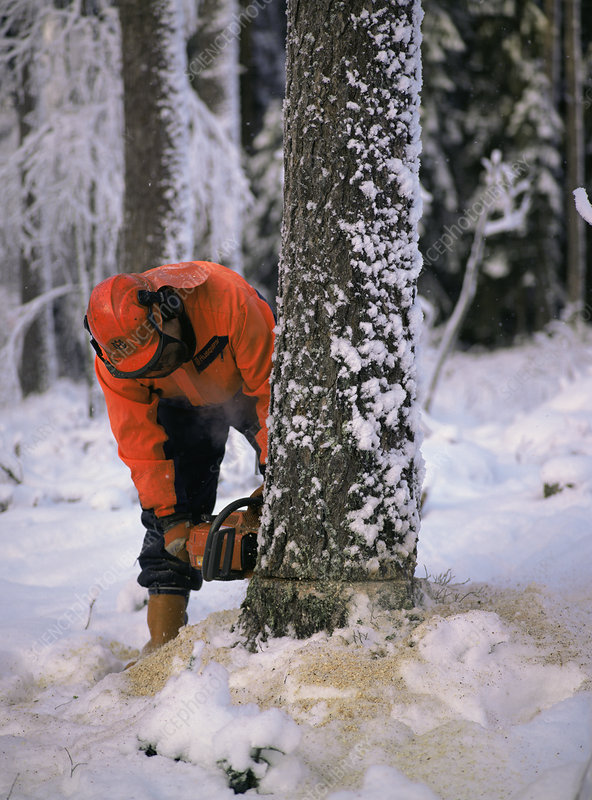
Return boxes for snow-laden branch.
[574,188,592,226]
[425,151,531,412]
[484,186,531,237]
[0,284,74,406]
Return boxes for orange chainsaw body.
[187,510,258,581]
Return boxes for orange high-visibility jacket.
[95,261,275,518]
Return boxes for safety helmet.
[84,274,185,378]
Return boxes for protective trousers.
[137,391,260,596]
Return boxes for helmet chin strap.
[138,287,196,365]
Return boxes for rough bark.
[117,0,192,272]
[240,0,424,643]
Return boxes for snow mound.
[136,641,303,793]
[540,454,592,492]
[30,634,123,688]
[329,763,440,800]
[394,610,585,734]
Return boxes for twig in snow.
[55,695,78,710]
[351,628,369,645]
[419,566,482,606]
[84,596,97,630]
[6,774,19,800]
[84,586,101,630]
[64,748,87,777]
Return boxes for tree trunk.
[188,0,243,270]
[240,0,424,643]
[545,0,561,107]
[18,62,53,395]
[238,0,286,152]
[564,0,586,314]
[189,0,240,144]
[117,0,193,272]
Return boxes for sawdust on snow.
[122,581,590,800]
[124,580,590,716]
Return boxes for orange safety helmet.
[84,274,186,378]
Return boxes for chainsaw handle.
[202,496,263,582]
[210,496,263,528]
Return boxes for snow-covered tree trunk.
[241,0,424,642]
[118,0,193,272]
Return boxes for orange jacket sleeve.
[229,292,275,463]
[95,359,179,517]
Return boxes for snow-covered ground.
[1,324,592,800]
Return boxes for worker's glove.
[162,519,202,589]
[163,519,191,562]
[239,484,264,532]
[138,520,202,592]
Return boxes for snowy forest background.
[0,0,591,403]
[4,4,592,798]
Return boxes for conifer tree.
[241,0,424,641]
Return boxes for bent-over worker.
[84,261,274,653]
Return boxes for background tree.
[0,0,247,403]
[419,0,564,344]
[240,0,286,301]
[117,0,193,272]
[238,0,286,153]
[187,0,244,270]
[0,0,122,399]
[564,0,586,316]
[240,0,424,642]
[242,100,284,303]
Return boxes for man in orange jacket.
[84,261,275,654]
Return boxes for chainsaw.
[187,496,262,581]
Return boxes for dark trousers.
[137,391,260,595]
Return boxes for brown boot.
[141,594,188,656]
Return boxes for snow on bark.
[258,0,424,585]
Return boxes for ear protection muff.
[137,287,184,323]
